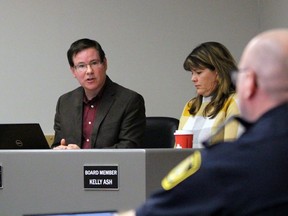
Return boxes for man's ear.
[70,67,76,78]
[245,71,258,99]
[103,57,108,70]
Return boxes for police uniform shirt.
[136,103,288,216]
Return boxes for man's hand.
[53,139,80,150]
[115,210,136,216]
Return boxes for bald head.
[237,29,288,121]
[239,28,288,101]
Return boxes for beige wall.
[1,0,286,135]
[259,0,288,30]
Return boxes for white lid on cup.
[174,130,193,135]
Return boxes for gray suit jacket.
[52,76,146,148]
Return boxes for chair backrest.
[143,116,179,148]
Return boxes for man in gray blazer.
[52,39,146,149]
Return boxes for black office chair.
[143,116,179,148]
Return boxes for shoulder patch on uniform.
[161,150,201,190]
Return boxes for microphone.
[202,115,251,148]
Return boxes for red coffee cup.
[174,130,193,148]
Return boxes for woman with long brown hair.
[179,42,242,148]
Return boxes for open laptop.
[24,210,117,216]
[0,123,50,149]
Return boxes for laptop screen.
[0,123,50,149]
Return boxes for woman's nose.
[191,74,197,82]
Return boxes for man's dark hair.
[67,38,106,67]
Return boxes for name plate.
[84,165,118,190]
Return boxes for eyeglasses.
[231,68,249,85]
[74,60,103,73]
